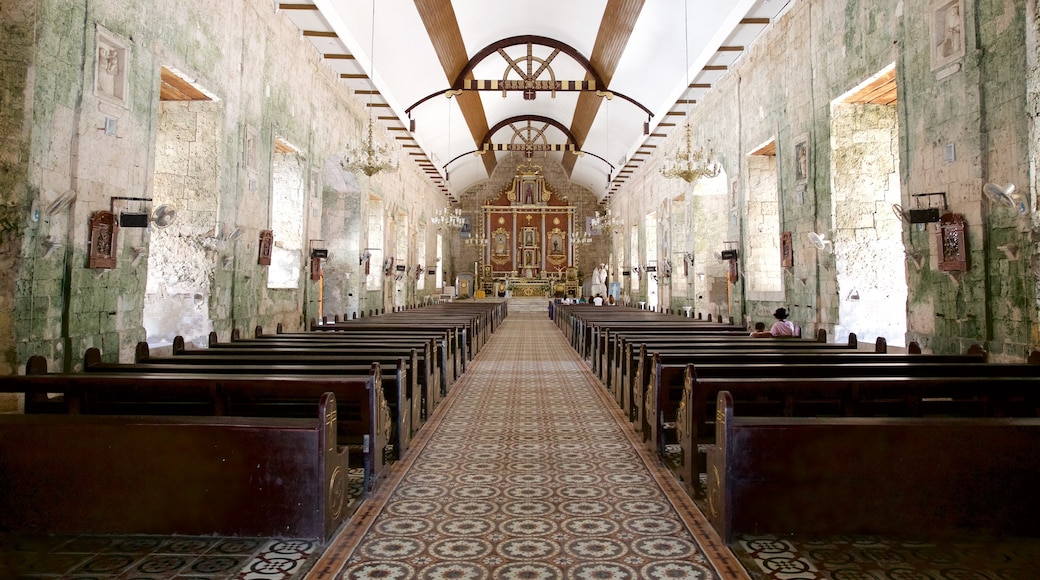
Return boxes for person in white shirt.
[593,294,604,306]
[770,307,796,337]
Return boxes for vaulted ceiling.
[277,0,791,202]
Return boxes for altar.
[476,163,584,297]
[506,279,552,297]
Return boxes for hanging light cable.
[660,0,719,183]
[343,0,398,177]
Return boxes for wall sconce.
[360,251,372,265]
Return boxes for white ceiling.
[279,0,792,202]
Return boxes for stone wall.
[608,0,1038,357]
[0,0,450,390]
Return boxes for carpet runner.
[307,311,745,579]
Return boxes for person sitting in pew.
[750,322,772,338]
[769,307,796,337]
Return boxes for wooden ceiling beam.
[415,0,496,177]
[564,0,646,175]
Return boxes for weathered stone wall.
[609,0,1038,357]
[0,0,450,384]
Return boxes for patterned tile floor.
[307,310,745,579]
[9,304,1039,579]
[0,534,320,579]
[733,534,1040,579]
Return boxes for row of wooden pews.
[557,303,1040,542]
[0,300,506,542]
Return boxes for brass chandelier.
[345,120,398,177]
[660,124,719,183]
[660,0,720,184]
[343,0,398,178]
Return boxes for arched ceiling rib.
[279,0,792,202]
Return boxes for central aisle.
[307,311,746,579]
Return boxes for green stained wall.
[0,0,448,384]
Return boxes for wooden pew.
[307,321,468,381]
[620,338,866,426]
[83,347,413,461]
[638,350,986,442]
[706,390,1040,541]
[181,334,432,433]
[10,364,389,493]
[677,370,1040,498]
[645,355,1040,455]
[0,391,352,541]
[244,328,450,408]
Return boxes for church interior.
[2,0,1040,578]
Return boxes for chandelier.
[590,208,622,233]
[660,124,720,183]
[431,207,464,229]
[344,121,398,177]
[571,228,592,245]
[660,1,720,184]
[342,0,398,178]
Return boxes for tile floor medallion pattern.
[735,534,1040,580]
[0,533,319,579]
[310,311,744,579]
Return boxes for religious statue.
[590,263,608,298]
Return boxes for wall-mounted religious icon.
[522,227,538,248]
[549,231,564,255]
[493,230,509,256]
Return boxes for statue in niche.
[97,47,119,97]
[931,0,965,70]
[939,3,961,59]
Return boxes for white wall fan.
[150,204,178,229]
[807,232,833,253]
[891,204,911,224]
[983,183,1028,215]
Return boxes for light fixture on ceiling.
[660,0,721,184]
[342,0,398,178]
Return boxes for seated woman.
[770,308,797,337]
